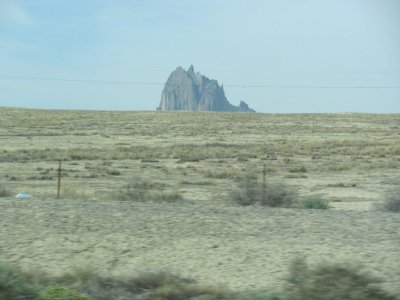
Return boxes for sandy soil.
[0,197,399,296]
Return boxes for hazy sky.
[1,0,399,113]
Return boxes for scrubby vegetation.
[1,261,398,300]
[0,264,229,300]
[300,197,330,209]
[0,263,43,300]
[1,110,399,203]
[231,176,297,207]
[115,179,183,203]
[285,258,398,300]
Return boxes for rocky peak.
[188,64,195,74]
[158,66,255,112]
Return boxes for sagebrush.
[300,197,330,209]
[0,263,42,300]
[285,258,398,300]
[232,176,297,207]
[53,269,229,300]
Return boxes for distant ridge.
[158,65,255,112]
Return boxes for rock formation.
[158,65,255,112]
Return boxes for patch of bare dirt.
[1,198,399,296]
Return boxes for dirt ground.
[0,197,399,296]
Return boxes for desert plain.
[0,108,399,296]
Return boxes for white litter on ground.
[16,193,32,199]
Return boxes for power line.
[224,84,400,89]
[1,75,400,89]
[0,75,162,86]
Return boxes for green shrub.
[0,263,43,300]
[285,258,397,300]
[232,176,297,208]
[233,291,282,300]
[43,285,90,300]
[382,186,400,212]
[54,270,229,300]
[300,197,330,209]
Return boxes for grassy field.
[0,107,399,298]
[1,108,399,203]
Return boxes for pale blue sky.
[1,0,399,112]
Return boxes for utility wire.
[224,84,400,89]
[1,75,400,89]
[0,75,161,85]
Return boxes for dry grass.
[0,108,399,297]
[1,109,399,205]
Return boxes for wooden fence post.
[263,163,266,202]
[57,160,62,199]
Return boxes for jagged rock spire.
[158,66,255,112]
